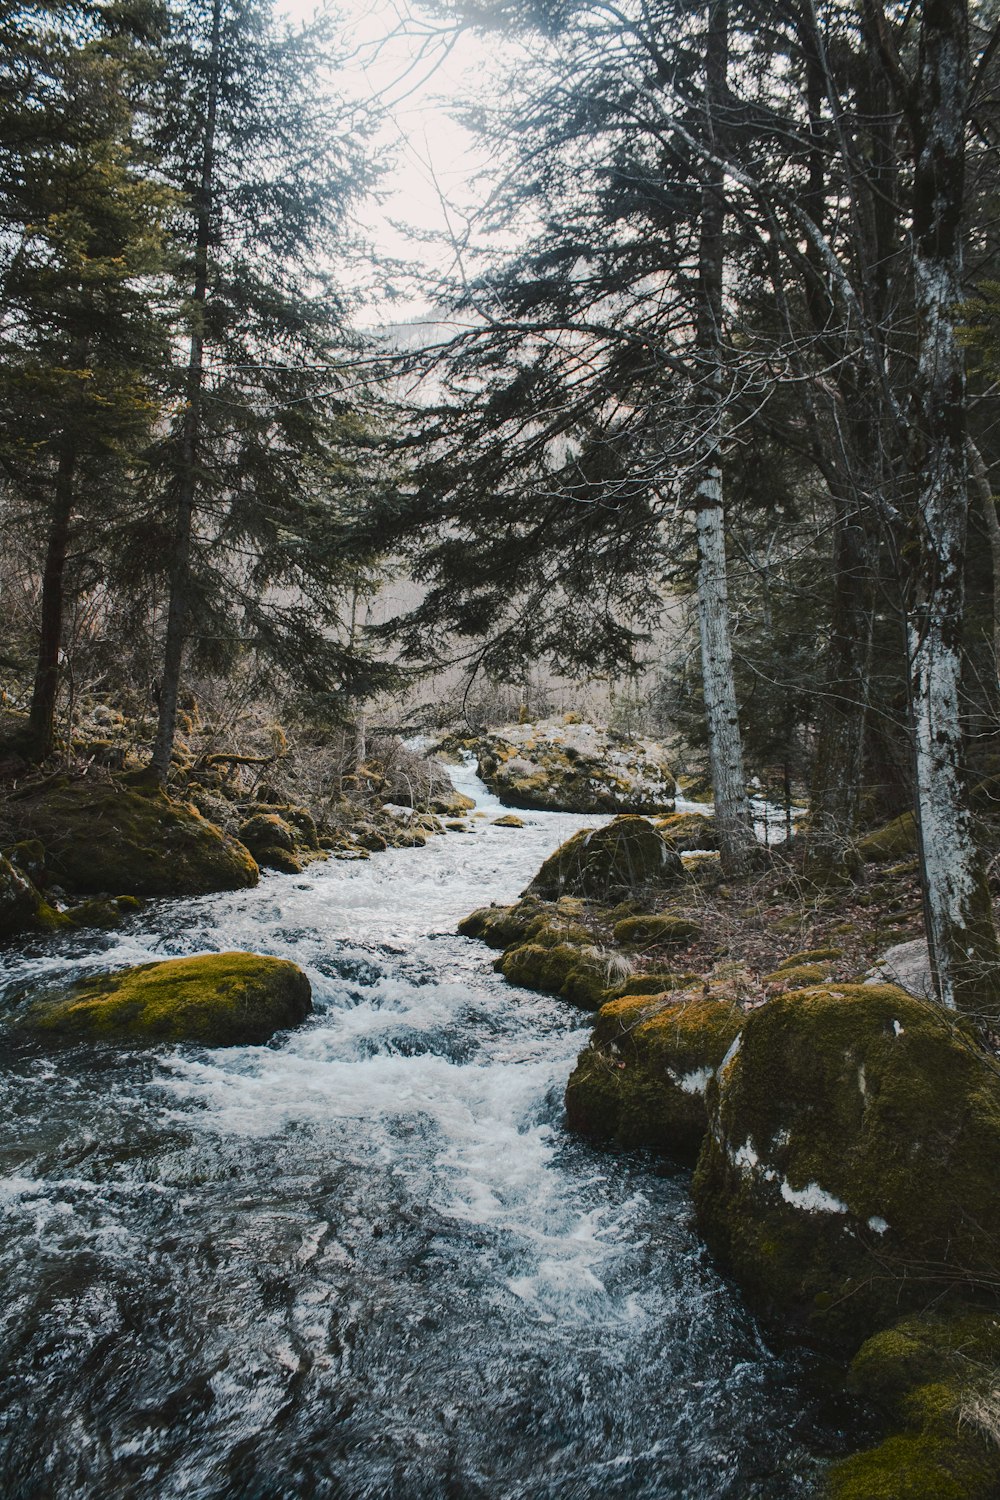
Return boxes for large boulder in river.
[527,815,684,901]
[475,718,675,814]
[18,951,311,1046]
[1,780,259,897]
[566,992,743,1162]
[693,984,1000,1348]
[0,851,46,937]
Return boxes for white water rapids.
[0,761,849,1498]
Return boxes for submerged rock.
[474,718,676,814]
[2,780,259,897]
[19,951,312,1046]
[694,983,1000,1346]
[527,816,684,902]
[566,993,743,1162]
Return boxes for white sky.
[284,0,514,320]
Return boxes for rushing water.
[0,762,851,1500]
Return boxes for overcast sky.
[282,0,513,319]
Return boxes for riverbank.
[0,757,855,1500]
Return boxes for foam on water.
[0,757,850,1498]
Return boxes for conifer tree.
[0,0,172,760]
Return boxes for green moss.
[603,972,696,999]
[777,948,843,968]
[64,895,143,931]
[20,951,312,1046]
[613,913,703,948]
[827,1433,996,1500]
[858,812,918,862]
[693,984,1000,1347]
[498,941,611,1011]
[458,897,547,949]
[3,781,259,897]
[654,812,719,852]
[492,813,525,828]
[762,961,835,988]
[565,994,743,1162]
[527,816,684,901]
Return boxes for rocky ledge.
[470,717,676,814]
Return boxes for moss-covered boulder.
[498,941,611,1010]
[693,984,1000,1347]
[458,897,547,949]
[566,993,743,1162]
[655,812,719,852]
[828,1311,1000,1500]
[612,913,703,949]
[527,816,684,902]
[761,961,836,989]
[237,811,306,872]
[475,718,676,814]
[18,951,311,1046]
[492,813,525,828]
[2,781,258,897]
[858,811,918,862]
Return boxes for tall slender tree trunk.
[150,0,222,785]
[27,436,76,761]
[691,0,756,876]
[906,0,1000,1013]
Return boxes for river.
[0,760,853,1499]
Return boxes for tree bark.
[27,437,76,761]
[150,0,222,786]
[906,0,1000,1013]
[691,0,756,877]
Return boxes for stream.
[0,761,853,1499]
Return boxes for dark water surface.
[0,764,851,1499]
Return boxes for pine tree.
[144,0,389,784]
[0,0,172,760]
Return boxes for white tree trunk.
[695,449,756,875]
[906,0,999,1014]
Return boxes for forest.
[2,0,1000,1496]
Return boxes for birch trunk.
[150,0,222,785]
[907,0,1000,1014]
[691,0,756,877]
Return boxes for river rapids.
[0,761,853,1498]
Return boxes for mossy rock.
[429,790,476,817]
[3,781,258,897]
[458,897,547,949]
[527,816,684,902]
[492,813,525,828]
[655,812,719,852]
[612,913,703,948]
[498,941,610,1010]
[777,947,843,968]
[693,984,1000,1348]
[762,961,835,989]
[18,951,312,1046]
[250,803,319,849]
[238,811,296,856]
[5,838,46,886]
[256,845,305,874]
[474,719,675,814]
[858,812,918,863]
[565,994,743,1162]
[65,895,143,931]
[828,1311,1000,1500]
[603,972,697,1000]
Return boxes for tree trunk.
[150,0,222,785]
[691,0,756,877]
[27,437,76,761]
[906,0,1000,1013]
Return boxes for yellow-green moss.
[762,961,835,988]
[498,941,611,1010]
[458,897,547,949]
[527,815,684,901]
[565,994,743,1162]
[20,951,311,1046]
[492,813,525,828]
[858,812,918,862]
[603,972,696,1000]
[693,984,1000,1347]
[613,913,703,948]
[4,781,259,897]
[827,1312,1000,1500]
[655,812,720,852]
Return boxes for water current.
[0,761,853,1499]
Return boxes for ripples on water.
[0,762,849,1499]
